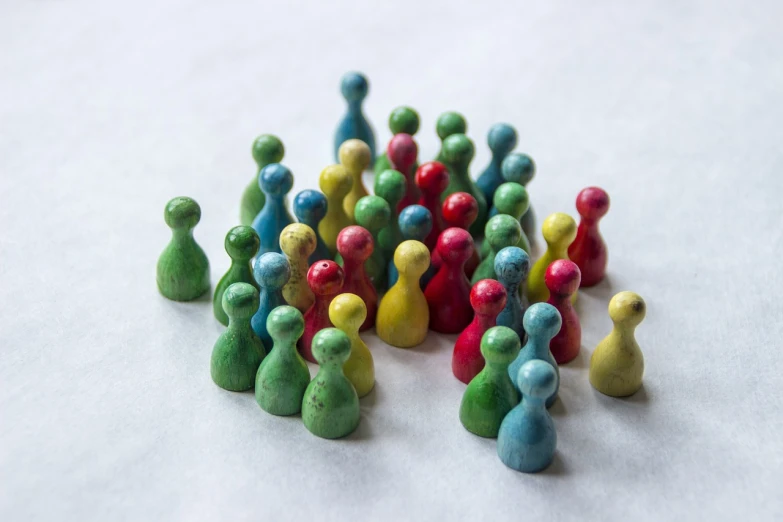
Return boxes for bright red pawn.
[387,133,420,212]
[415,161,449,251]
[545,259,582,364]
[336,225,378,331]
[452,279,507,384]
[568,186,610,287]
[441,192,480,278]
[300,260,344,363]
[424,227,475,333]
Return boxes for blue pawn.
[334,72,376,165]
[251,164,295,256]
[293,189,331,264]
[476,123,518,206]
[497,360,558,473]
[501,152,536,243]
[508,303,561,408]
[494,247,530,342]
[251,253,290,347]
[387,205,433,289]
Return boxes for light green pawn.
[441,134,488,239]
[374,169,406,260]
[213,226,261,325]
[239,135,285,225]
[210,283,266,391]
[255,305,310,415]
[480,182,531,258]
[301,328,360,439]
[374,106,421,175]
[471,214,523,284]
[157,196,210,301]
[434,111,468,163]
[336,195,391,292]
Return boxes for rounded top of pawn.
[267,305,305,344]
[480,326,521,366]
[354,195,390,234]
[251,134,285,168]
[487,123,518,157]
[293,189,328,223]
[338,139,372,173]
[415,161,449,195]
[523,303,562,342]
[312,327,352,367]
[279,223,317,259]
[485,214,522,252]
[394,240,430,278]
[494,246,530,287]
[336,225,373,262]
[545,259,581,297]
[501,153,536,186]
[436,111,467,140]
[374,169,406,207]
[389,106,420,135]
[517,359,558,401]
[164,196,201,230]
[493,182,530,219]
[608,291,646,327]
[436,227,474,265]
[398,205,433,242]
[328,293,367,333]
[225,225,260,261]
[253,252,290,290]
[307,260,344,296]
[471,279,507,316]
[340,72,369,102]
[576,186,610,221]
[541,212,577,247]
[442,134,475,166]
[222,282,260,320]
[259,163,294,196]
[319,164,353,198]
[387,133,418,168]
[442,192,478,229]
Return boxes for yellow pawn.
[280,223,316,313]
[318,164,354,255]
[527,212,577,304]
[589,291,646,397]
[377,240,430,348]
[329,293,375,397]
[339,139,371,222]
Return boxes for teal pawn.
[494,246,530,341]
[334,72,376,165]
[476,123,518,206]
[374,169,406,260]
[434,111,468,163]
[213,226,261,325]
[252,163,295,256]
[336,195,391,293]
[441,134,488,239]
[293,189,331,264]
[387,204,433,289]
[251,253,290,348]
[501,153,537,245]
[508,303,561,408]
[240,135,285,226]
[481,182,531,257]
[471,214,522,284]
[375,106,421,175]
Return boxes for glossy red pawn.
[441,192,480,278]
[452,279,507,384]
[424,227,474,333]
[299,260,344,363]
[415,161,449,251]
[545,259,581,364]
[336,225,378,331]
[387,133,420,212]
[568,187,610,287]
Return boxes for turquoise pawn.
[375,106,420,175]
[334,72,376,165]
[213,226,261,326]
[501,153,537,245]
[441,134,488,239]
[293,189,331,264]
[387,204,433,289]
[508,303,561,408]
[476,123,518,206]
[494,247,530,341]
[434,111,468,163]
[252,163,295,256]
[251,253,290,348]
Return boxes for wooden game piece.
[527,212,577,304]
[374,169,406,260]
[388,204,433,289]
[452,279,507,384]
[501,152,537,245]
[333,72,375,165]
[471,214,522,284]
[387,133,420,211]
[213,226,260,325]
[339,196,390,293]
[250,253,290,348]
[545,260,582,364]
[255,305,310,415]
[568,186,610,287]
[375,106,420,175]
[508,303,561,408]
[329,293,375,398]
[251,163,295,256]
[424,228,474,333]
[377,240,430,347]
[318,164,354,255]
[301,328,360,439]
[336,226,378,331]
[434,111,468,163]
[414,161,449,251]
[442,192,480,278]
[300,260,344,363]
[494,246,530,341]
[589,291,646,397]
[293,189,331,264]
[210,282,266,391]
[498,359,558,473]
[338,139,372,222]
[240,134,285,226]
[441,134,488,238]
[459,326,521,437]
[482,182,531,257]
[156,196,210,301]
[476,123,518,206]
[279,223,316,313]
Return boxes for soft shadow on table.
[549,396,568,417]
[578,275,616,303]
[561,346,589,370]
[540,452,568,477]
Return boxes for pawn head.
[398,205,433,242]
[279,223,317,259]
[393,240,430,278]
[307,260,344,296]
[442,192,478,229]
[253,252,290,290]
[224,225,260,261]
[436,111,467,140]
[338,139,372,173]
[329,293,367,333]
[354,195,391,233]
[415,161,449,195]
[164,196,201,230]
[608,291,646,328]
[545,259,581,297]
[266,305,305,344]
[387,133,418,169]
[336,225,374,262]
[340,72,369,102]
[311,327,352,366]
[493,182,530,219]
[221,282,260,320]
[517,359,558,400]
[541,212,577,247]
[494,246,530,287]
[523,303,562,342]
[259,163,294,197]
[319,164,353,199]
[251,134,285,168]
[293,189,328,224]
[374,169,406,207]
[435,227,474,265]
[480,326,521,366]
[470,279,507,316]
[485,214,522,252]
[389,106,420,135]
[487,123,518,157]
[576,186,610,221]
[442,134,475,166]
[501,153,535,186]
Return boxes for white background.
[1,1,782,520]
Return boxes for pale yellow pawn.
[527,212,577,304]
[318,164,354,255]
[280,223,316,313]
[339,139,372,222]
[376,240,430,348]
[329,293,375,397]
[589,291,646,397]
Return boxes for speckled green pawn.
[239,135,285,225]
[210,283,266,391]
[374,169,406,260]
[156,196,210,301]
[471,214,523,284]
[336,195,391,292]
[213,226,261,325]
[301,328,360,439]
[481,182,531,257]
[255,305,310,415]
[434,111,468,163]
[375,106,421,175]
[441,134,488,239]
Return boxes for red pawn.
[388,133,420,212]
[452,279,507,384]
[568,187,610,287]
[300,260,344,363]
[425,227,474,333]
[545,260,581,364]
[336,226,378,331]
[415,162,449,251]
[442,192,480,278]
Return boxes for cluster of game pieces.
[155,72,647,469]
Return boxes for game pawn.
[482,182,531,257]
[476,123,518,206]
[546,260,582,364]
[318,164,354,256]
[279,223,316,313]
[293,189,331,264]
[527,212,577,304]
[251,253,290,348]
[240,134,285,226]
[388,204,433,289]
[213,226,260,325]
[251,163,295,256]
[333,72,375,165]
[300,260,344,363]
[501,152,537,245]
[338,139,372,222]
[336,226,378,331]
[156,196,210,301]
[568,186,610,287]
[494,246,530,341]
[471,214,522,284]
[415,161,449,251]
[441,134,488,239]
[424,228,474,334]
[375,106,420,175]
[434,111,468,163]
[338,195,391,293]
[387,133,420,211]
[329,293,375,398]
[374,169,406,261]
[508,303,561,408]
[442,192,480,278]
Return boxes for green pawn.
[441,134,488,239]
[471,214,522,284]
[301,328,360,439]
[434,111,468,163]
[255,305,310,415]
[210,282,266,391]
[459,326,521,437]
[374,169,406,260]
[336,195,391,292]
[374,106,421,175]
[480,182,531,258]
[239,135,285,226]
[156,196,210,301]
[213,226,261,325]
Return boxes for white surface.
[1,1,782,520]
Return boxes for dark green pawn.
[480,182,531,258]
[239,135,285,226]
[301,328,360,439]
[374,169,406,260]
[459,326,521,437]
[471,214,522,284]
[336,195,391,292]
[441,134,488,239]
[255,305,310,415]
[213,226,261,325]
[156,196,210,301]
[434,111,468,163]
[210,283,266,391]
[374,106,421,175]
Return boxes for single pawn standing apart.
[334,71,375,165]
[415,161,449,251]
[374,169,406,261]
[240,134,285,226]
[508,303,561,408]
[501,153,536,245]
[255,305,310,415]
[329,293,375,397]
[434,111,468,163]
[471,214,522,284]
[424,228,474,334]
[442,192,480,278]
[568,186,610,287]
[336,226,378,331]
[441,134,488,239]
[498,360,558,473]
[460,326,521,438]
[293,189,331,265]
[339,195,391,293]
[375,106,420,175]
[452,279,507,384]
[387,133,420,211]
[156,196,210,301]
[251,253,290,348]
[213,225,260,325]
[546,260,582,364]
[300,260,344,363]
[494,247,530,341]
[482,182,531,256]
[589,291,646,397]
[251,163,295,256]
[302,328,360,439]
[527,212,577,304]
[210,283,266,391]
[339,138,372,222]
[476,123,518,206]
[377,240,430,348]
[318,164,353,256]
[388,204,433,289]
[279,223,316,313]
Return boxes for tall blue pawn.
[252,164,295,256]
[387,205,433,289]
[494,247,530,342]
[334,72,376,165]
[501,153,536,244]
[508,303,561,408]
[251,253,290,348]
[293,189,331,264]
[476,124,518,207]
[497,360,558,473]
